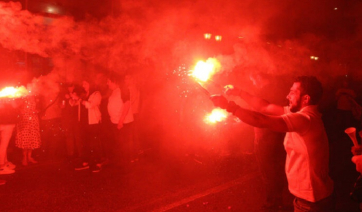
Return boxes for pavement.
[0,131,361,212]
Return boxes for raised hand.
[224,85,240,96]
[210,95,229,109]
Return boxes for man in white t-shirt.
[210,76,334,212]
[107,73,134,166]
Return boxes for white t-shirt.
[107,87,134,124]
[282,105,334,202]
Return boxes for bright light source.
[334,8,338,10]
[204,33,212,39]
[310,56,319,60]
[215,35,222,41]
[191,61,215,82]
[46,6,60,14]
[0,86,28,98]
[47,7,54,13]
[204,108,228,124]
[190,58,221,82]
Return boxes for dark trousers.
[80,123,101,168]
[40,118,64,160]
[63,120,82,158]
[294,194,335,212]
[254,133,286,206]
[110,122,133,166]
[131,114,140,156]
[336,109,355,133]
[99,119,115,161]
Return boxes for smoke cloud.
[0,0,361,157]
[1,1,361,80]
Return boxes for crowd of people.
[2,72,362,211]
[0,72,141,184]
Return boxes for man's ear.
[302,94,311,105]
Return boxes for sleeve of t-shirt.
[282,106,310,134]
[121,87,130,103]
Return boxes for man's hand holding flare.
[224,84,248,98]
[223,85,238,96]
[209,94,239,114]
[210,84,241,114]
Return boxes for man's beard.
[290,98,302,113]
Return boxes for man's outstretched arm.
[232,104,288,132]
[225,87,285,116]
[210,95,289,132]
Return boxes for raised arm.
[211,95,288,132]
[225,86,284,116]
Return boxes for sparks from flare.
[204,108,228,124]
[190,58,221,83]
[0,86,28,98]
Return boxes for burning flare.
[204,108,228,124]
[190,58,221,82]
[0,86,28,98]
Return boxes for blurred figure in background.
[248,72,288,210]
[93,72,112,165]
[107,73,134,167]
[351,144,362,211]
[38,82,64,161]
[125,73,141,162]
[15,94,41,166]
[0,97,21,175]
[61,83,82,163]
[336,79,357,135]
[74,79,102,173]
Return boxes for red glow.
[190,58,221,83]
[204,108,228,124]
[0,86,28,98]
[215,35,222,41]
[204,33,212,39]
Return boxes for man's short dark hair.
[107,72,121,84]
[72,84,85,97]
[295,76,323,105]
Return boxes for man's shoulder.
[300,105,321,117]
[283,106,289,113]
[110,88,120,95]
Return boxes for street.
[1,136,360,212]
